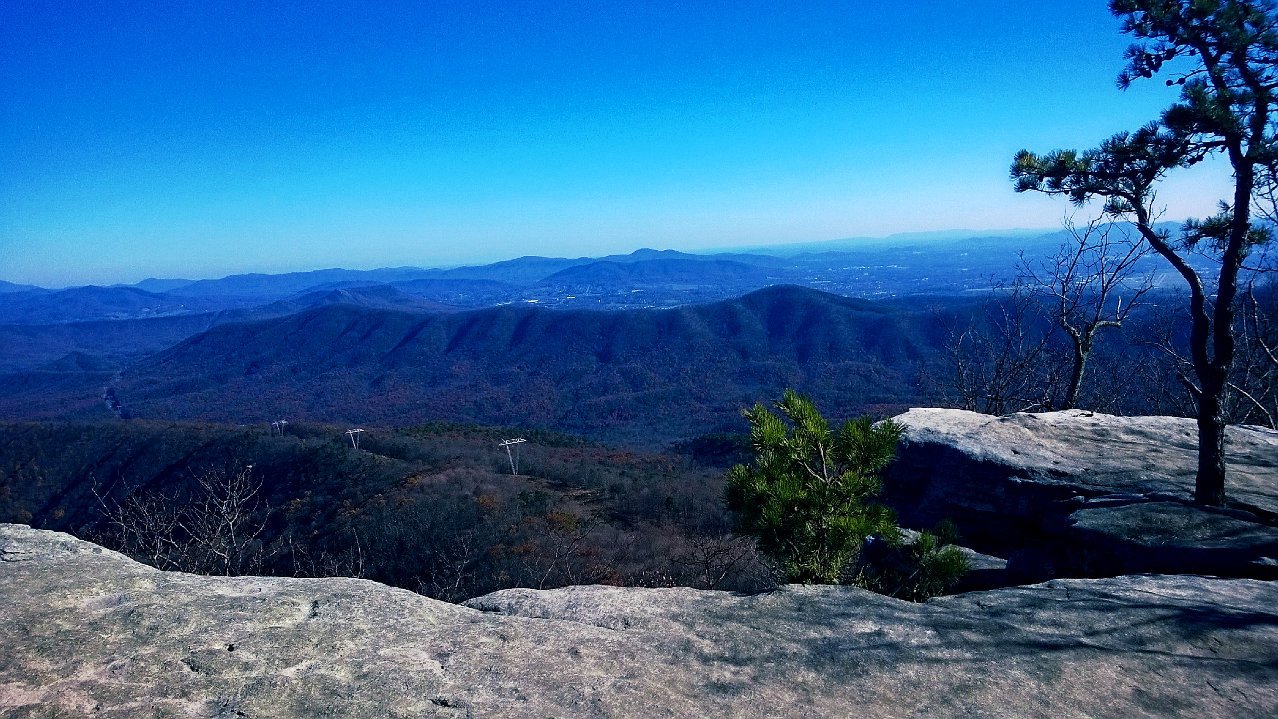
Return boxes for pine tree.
[725,390,903,584]
[1012,0,1278,505]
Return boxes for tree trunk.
[1189,153,1250,507]
[1195,375,1228,506]
[1134,217,1230,507]
[1063,332,1091,411]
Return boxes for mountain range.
[0,227,1198,445]
[0,285,968,444]
[0,231,1073,373]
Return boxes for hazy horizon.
[4,224,1069,290]
[2,2,1234,287]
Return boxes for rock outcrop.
[884,409,1278,581]
[3,523,1277,718]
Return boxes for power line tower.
[497,437,526,475]
[345,428,365,449]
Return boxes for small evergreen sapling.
[726,390,968,598]
[725,390,903,584]
[859,520,970,602]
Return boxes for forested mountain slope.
[100,286,954,443]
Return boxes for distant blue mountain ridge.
[0,223,1224,377]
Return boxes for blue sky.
[0,1,1232,287]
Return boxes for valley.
[0,226,1221,445]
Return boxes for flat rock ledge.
[885,409,1278,580]
[3,524,1277,718]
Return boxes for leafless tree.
[947,218,1158,415]
[94,480,185,571]
[947,277,1061,415]
[1231,275,1278,428]
[180,465,270,575]
[1019,217,1155,409]
[521,510,602,590]
[95,464,270,576]
[671,534,759,590]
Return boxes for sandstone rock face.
[884,409,1278,580]
[4,523,1278,718]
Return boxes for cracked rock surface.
[3,523,1277,718]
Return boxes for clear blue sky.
[0,1,1231,287]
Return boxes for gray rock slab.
[4,524,1278,718]
[1069,500,1278,575]
[891,408,1278,513]
[885,409,1278,579]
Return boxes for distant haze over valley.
[1,228,1060,291]
[0,225,1196,445]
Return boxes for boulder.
[885,409,1278,580]
[3,523,1277,718]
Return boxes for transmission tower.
[497,437,526,475]
[346,428,365,449]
